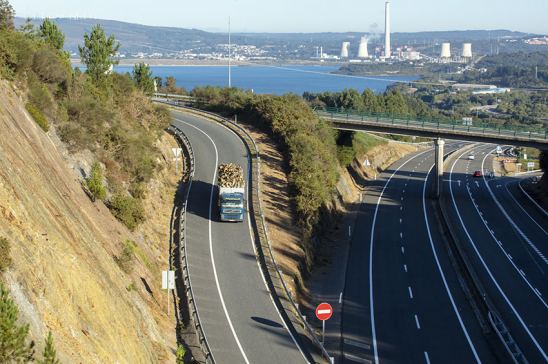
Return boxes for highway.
[171,109,308,364]
[341,143,497,364]
[445,144,548,363]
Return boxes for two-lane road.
[171,109,309,364]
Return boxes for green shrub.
[86,162,107,201]
[0,237,12,272]
[25,103,49,132]
[31,47,69,84]
[176,344,186,364]
[109,194,145,231]
[337,146,356,167]
[28,81,54,116]
[115,239,136,273]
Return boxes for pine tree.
[0,284,34,363]
[0,0,14,31]
[78,24,120,87]
[39,18,65,50]
[38,331,59,364]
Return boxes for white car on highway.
[467,154,475,160]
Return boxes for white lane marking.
[481,149,548,265]
[176,118,250,364]
[423,163,482,363]
[401,246,405,254]
[401,196,404,201]
[349,225,352,237]
[518,181,548,217]
[408,286,414,299]
[449,148,548,360]
[344,338,371,350]
[424,352,431,364]
[400,218,403,224]
[400,232,403,239]
[414,315,421,329]
[369,150,431,364]
[504,182,548,236]
[403,264,408,273]
[344,352,372,364]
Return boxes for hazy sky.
[10,0,548,34]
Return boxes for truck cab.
[219,188,245,222]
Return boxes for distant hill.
[14,17,542,59]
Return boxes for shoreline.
[71,58,346,67]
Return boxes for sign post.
[527,161,535,171]
[162,270,175,315]
[172,148,182,173]
[315,302,333,345]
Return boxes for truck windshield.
[221,196,243,206]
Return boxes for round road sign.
[315,302,333,321]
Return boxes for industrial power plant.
[315,1,475,64]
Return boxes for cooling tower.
[340,42,350,58]
[358,37,369,58]
[440,42,451,59]
[462,43,472,58]
[384,2,391,58]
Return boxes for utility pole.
[228,16,231,88]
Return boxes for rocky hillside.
[0,81,178,363]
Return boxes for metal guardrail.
[438,146,527,364]
[318,107,548,142]
[167,125,215,364]
[167,104,332,363]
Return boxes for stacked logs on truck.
[218,163,244,187]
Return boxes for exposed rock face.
[0,81,177,363]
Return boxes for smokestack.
[358,36,369,58]
[340,42,350,58]
[384,1,391,58]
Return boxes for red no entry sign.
[315,302,333,321]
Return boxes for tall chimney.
[384,1,391,58]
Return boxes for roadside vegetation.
[0,1,169,230]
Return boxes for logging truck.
[217,163,245,222]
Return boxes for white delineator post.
[434,138,445,198]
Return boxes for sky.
[10,0,548,34]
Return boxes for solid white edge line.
[424,351,431,364]
[480,148,548,265]
[449,147,548,361]
[175,117,251,364]
[369,149,431,364]
[422,162,481,363]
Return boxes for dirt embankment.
[244,123,420,302]
[0,81,179,363]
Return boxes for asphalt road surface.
[341,142,496,364]
[171,109,308,364]
[446,144,548,363]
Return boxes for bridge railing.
[318,107,548,141]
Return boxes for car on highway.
[473,170,483,177]
[467,154,475,160]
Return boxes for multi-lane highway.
[341,142,497,364]
[171,104,547,364]
[171,109,308,364]
[446,145,548,363]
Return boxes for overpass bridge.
[318,108,548,150]
[317,108,547,197]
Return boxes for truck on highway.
[218,163,245,222]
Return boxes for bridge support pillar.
[434,138,445,199]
